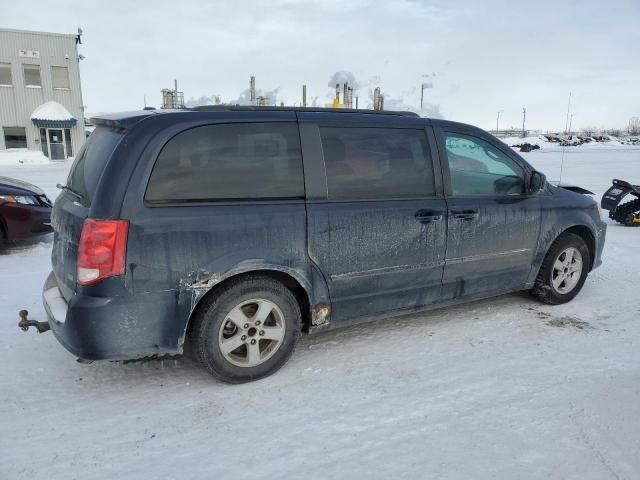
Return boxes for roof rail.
[189,105,420,118]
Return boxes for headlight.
[0,195,39,205]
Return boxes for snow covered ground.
[0,149,52,167]
[1,146,639,480]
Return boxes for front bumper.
[43,271,186,361]
[592,220,607,270]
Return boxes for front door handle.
[414,210,443,223]
[452,209,479,221]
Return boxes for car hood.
[0,176,45,196]
[549,181,594,196]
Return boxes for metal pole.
[420,84,424,110]
[302,85,307,107]
[569,114,576,138]
[355,96,358,109]
[522,108,526,137]
[496,110,502,132]
[564,91,572,136]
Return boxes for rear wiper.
[56,184,84,200]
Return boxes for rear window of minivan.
[66,126,123,207]
[145,122,304,203]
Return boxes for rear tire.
[191,275,301,384]
[530,232,590,305]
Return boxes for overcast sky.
[2,0,639,130]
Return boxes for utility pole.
[522,107,527,138]
[568,113,576,138]
[420,83,427,110]
[564,91,572,136]
[302,85,307,108]
[496,110,502,132]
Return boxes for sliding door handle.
[452,209,479,221]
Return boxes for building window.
[3,127,28,149]
[0,63,11,86]
[51,66,69,89]
[23,64,41,87]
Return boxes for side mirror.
[529,171,546,193]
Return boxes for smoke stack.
[303,85,307,107]
[250,76,256,104]
[343,82,348,108]
[373,87,381,110]
[335,83,340,103]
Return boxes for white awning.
[30,101,77,126]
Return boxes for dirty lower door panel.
[307,199,447,321]
[442,195,541,298]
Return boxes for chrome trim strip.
[331,261,445,280]
[446,248,531,265]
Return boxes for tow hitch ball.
[18,310,50,334]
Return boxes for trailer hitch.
[18,310,50,333]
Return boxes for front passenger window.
[444,133,525,196]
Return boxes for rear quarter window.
[66,126,123,207]
[145,122,304,203]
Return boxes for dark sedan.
[0,177,53,242]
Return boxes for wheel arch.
[561,224,596,270]
[184,267,320,342]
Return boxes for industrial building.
[0,28,85,159]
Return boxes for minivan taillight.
[77,219,129,286]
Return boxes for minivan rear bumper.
[43,271,184,361]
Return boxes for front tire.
[530,232,590,305]
[191,275,301,384]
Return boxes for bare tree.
[581,126,599,137]
[628,117,640,136]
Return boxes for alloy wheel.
[218,298,286,367]
[551,247,583,294]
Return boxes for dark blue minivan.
[43,107,606,383]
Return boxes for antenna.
[560,92,572,183]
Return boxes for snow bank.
[30,101,75,122]
[500,135,550,148]
[0,149,51,166]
